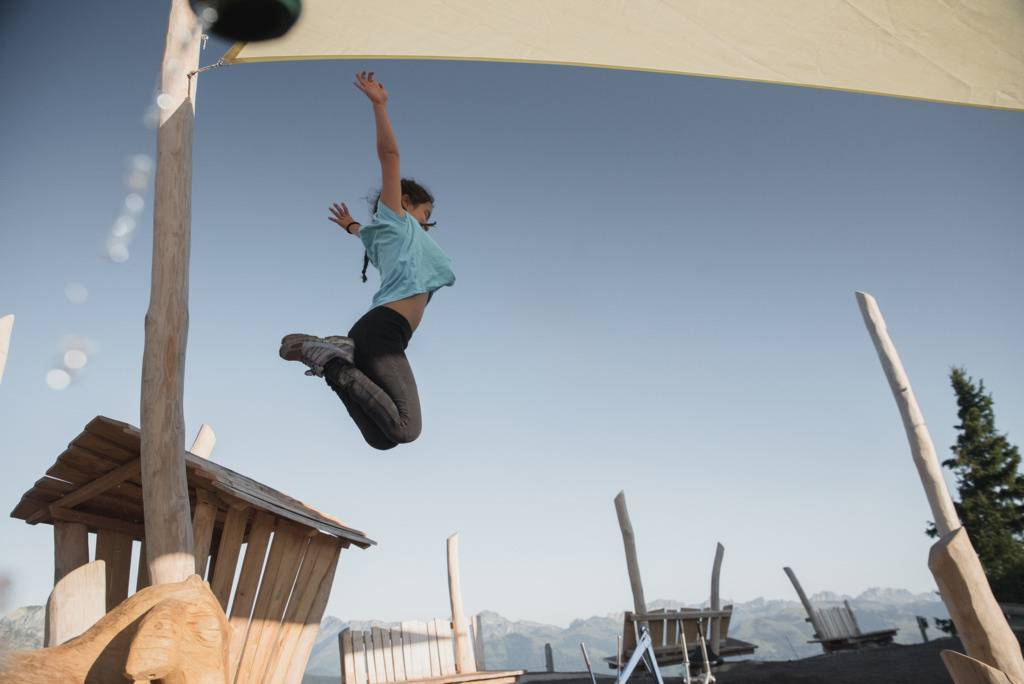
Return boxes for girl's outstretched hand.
[354,71,388,105]
[329,202,359,234]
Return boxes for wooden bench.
[784,567,898,653]
[341,535,523,684]
[606,607,757,669]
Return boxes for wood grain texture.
[234,523,310,682]
[210,505,249,611]
[342,629,358,684]
[1,575,228,684]
[192,493,218,577]
[228,511,276,679]
[140,0,201,587]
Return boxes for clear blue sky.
[1,2,1022,625]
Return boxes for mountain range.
[0,587,950,678]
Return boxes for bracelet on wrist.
[346,222,361,234]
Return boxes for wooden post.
[783,567,824,639]
[471,614,486,670]
[855,292,960,535]
[447,533,475,674]
[140,0,202,586]
[614,491,647,614]
[918,616,930,643]
[857,291,1024,681]
[929,529,1024,682]
[710,542,724,655]
[53,522,89,584]
[544,643,554,672]
[0,314,12,383]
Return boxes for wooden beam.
[228,511,276,679]
[0,313,12,383]
[53,521,89,584]
[95,530,133,611]
[448,533,475,674]
[51,507,145,539]
[140,0,201,586]
[710,542,724,654]
[614,491,647,614]
[941,649,1015,684]
[855,292,960,536]
[783,567,825,639]
[544,643,554,673]
[28,459,141,524]
[136,540,151,592]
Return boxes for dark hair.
[361,179,435,283]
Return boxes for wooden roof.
[10,416,375,549]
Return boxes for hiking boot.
[280,333,355,363]
[299,339,355,377]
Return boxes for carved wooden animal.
[0,575,230,684]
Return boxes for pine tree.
[928,367,1024,603]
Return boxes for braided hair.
[362,178,435,283]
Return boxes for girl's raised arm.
[354,71,403,217]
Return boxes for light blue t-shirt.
[360,200,456,308]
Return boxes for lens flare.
[46,369,71,390]
[64,349,88,370]
[64,283,89,304]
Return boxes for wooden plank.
[372,626,391,682]
[84,416,141,451]
[28,459,141,524]
[710,542,724,654]
[235,522,310,683]
[427,619,442,677]
[354,630,370,684]
[401,671,524,684]
[53,521,89,583]
[447,534,474,674]
[51,507,145,539]
[544,643,554,673]
[44,559,106,647]
[210,505,249,611]
[277,541,342,684]
[136,540,151,591]
[783,567,827,640]
[228,511,276,679]
[192,492,218,577]
[341,629,358,684]
[403,621,431,679]
[470,615,485,671]
[95,530,133,611]
[391,626,408,682]
[264,535,337,683]
[189,423,216,458]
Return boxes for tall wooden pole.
[141,0,201,586]
[447,533,475,674]
[614,491,647,615]
[709,542,724,655]
[856,291,1024,682]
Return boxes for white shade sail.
[224,0,1024,111]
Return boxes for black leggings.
[324,306,421,450]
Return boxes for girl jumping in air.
[279,71,455,449]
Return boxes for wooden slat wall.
[229,512,276,679]
[342,618,485,684]
[210,505,249,610]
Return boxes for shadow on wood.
[0,575,229,684]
